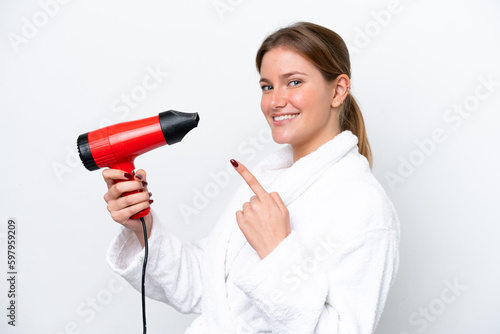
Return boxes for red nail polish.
[142,181,148,187]
[124,172,133,179]
[135,173,143,180]
[230,159,239,168]
[148,192,152,197]
[148,199,154,204]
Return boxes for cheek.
[289,91,311,114]
[260,95,270,113]
[296,89,331,116]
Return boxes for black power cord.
[140,216,148,334]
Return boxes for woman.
[103,22,400,333]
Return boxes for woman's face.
[259,47,341,161]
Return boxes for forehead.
[260,47,317,75]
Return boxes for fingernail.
[142,181,148,187]
[230,159,239,168]
[135,173,143,180]
[148,192,152,197]
[148,199,154,204]
[124,172,133,179]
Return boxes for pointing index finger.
[230,159,268,199]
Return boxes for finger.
[270,192,288,215]
[249,196,258,205]
[235,210,245,226]
[110,200,151,224]
[102,169,134,188]
[133,169,149,194]
[134,169,147,182]
[236,210,243,220]
[105,180,145,202]
[113,192,149,210]
[107,191,151,216]
[242,201,251,212]
[230,159,268,199]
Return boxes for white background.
[1,0,499,333]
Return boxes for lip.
[271,112,300,126]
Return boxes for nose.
[270,88,287,109]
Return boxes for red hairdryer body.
[77,110,199,219]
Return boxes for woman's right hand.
[102,168,153,246]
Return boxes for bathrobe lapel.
[262,130,359,207]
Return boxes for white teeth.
[273,114,299,121]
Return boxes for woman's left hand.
[231,159,291,259]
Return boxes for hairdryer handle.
[112,162,151,220]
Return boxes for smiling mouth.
[273,113,299,121]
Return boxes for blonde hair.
[256,22,373,168]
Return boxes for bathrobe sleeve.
[232,184,400,334]
[106,211,206,314]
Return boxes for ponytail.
[341,94,373,168]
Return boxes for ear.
[331,74,351,108]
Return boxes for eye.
[288,80,302,87]
[261,84,273,92]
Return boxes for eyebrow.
[259,71,308,83]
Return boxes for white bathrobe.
[107,130,400,334]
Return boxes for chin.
[271,133,284,144]
[271,131,295,145]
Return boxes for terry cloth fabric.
[107,130,400,334]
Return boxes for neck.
[292,130,341,163]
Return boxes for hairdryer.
[77,110,199,219]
